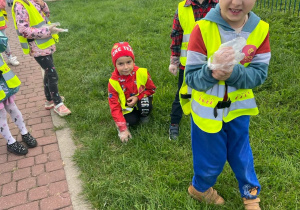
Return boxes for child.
[0,0,20,66]
[184,0,270,209]
[0,53,37,155]
[11,0,71,117]
[108,42,156,143]
[168,0,218,140]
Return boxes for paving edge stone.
[42,69,92,210]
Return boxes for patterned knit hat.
[111,42,135,67]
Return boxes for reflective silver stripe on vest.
[21,42,29,49]
[206,83,225,98]
[181,49,187,57]
[227,86,237,93]
[182,34,190,43]
[0,57,4,66]
[191,99,223,121]
[3,71,15,81]
[0,16,4,21]
[223,98,257,117]
[35,36,52,45]
[32,21,46,28]
[123,107,133,112]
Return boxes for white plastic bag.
[208,37,246,71]
[42,22,69,34]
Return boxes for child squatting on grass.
[12,0,71,117]
[0,50,37,155]
[108,42,156,143]
[182,0,271,209]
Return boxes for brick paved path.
[0,7,73,210]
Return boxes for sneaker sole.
[54,109,71,117]
[44,96,65,110]
[22,141,38,148]
[45,105,54,110]
[7,147,28,156]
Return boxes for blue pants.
[191,115,260,198]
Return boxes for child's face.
[219,0,256,28]
[115,56,134,76]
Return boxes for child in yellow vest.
[0,0,20,65]
[168,0,218,140]
[12,0,71,117]
[108,42,156,142]
[0,53,37,155]
[184,0,271,209]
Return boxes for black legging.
[124,97,153,126]
[34,55,62,105]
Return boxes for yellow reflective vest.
[109,68,149,115]
[11,0,57,54]
[183,19,269,133]
[0,55,21,101]
[178,0,196,66]
[0,10,6,27]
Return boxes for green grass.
[46,0,300,209]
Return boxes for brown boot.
[188,185,225,205]
[243,197,261,210]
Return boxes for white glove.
[208,37,246,71]
[169,64,179,76]
[118,129,132,143]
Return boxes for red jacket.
[108,65,156,131]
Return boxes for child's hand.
[126,96,138,107]
[212,69,233,81]
[213,47,235,69]
[118,129,132,143]
[169,64,178,76]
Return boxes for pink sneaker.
[44,96,65,110]
[54,104,71,117]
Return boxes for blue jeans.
[191,115,260,198]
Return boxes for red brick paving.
[0,7,73,210]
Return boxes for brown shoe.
[243,197,261,210]
[188,185,225,205]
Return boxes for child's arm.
[226,33,271,89]
[185,26,219,91]
[169,9,183,75]
[34,0,50,17]
[108,83,128,132]
[14,2,52,39]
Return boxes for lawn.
[47,0,300,209]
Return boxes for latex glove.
[210,47,236,72]
[118,129,132,143]
[126,96,138,107]
[208,37,246,71]
[169,64,179,76]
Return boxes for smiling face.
[219,0,256,28]
[115,56,134,76]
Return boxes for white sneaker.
[8,56,20,66]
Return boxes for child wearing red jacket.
[108,42,156,142]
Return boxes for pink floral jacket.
[14,0,56,57]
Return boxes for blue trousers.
[191,115,260,198]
